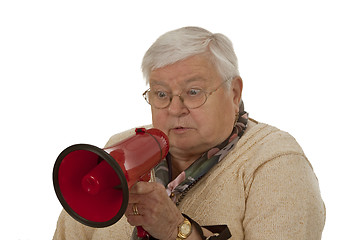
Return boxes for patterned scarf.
[154,101,248,203]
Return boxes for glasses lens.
[183,90,207,109]
[143,89,208,109]
[146,90,169,109]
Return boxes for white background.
[1,0,359,239]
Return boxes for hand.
[125,181,184,240]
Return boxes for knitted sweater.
[53,119,325,239]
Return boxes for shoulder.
[231,118,315,187]
[53,210,95,239]
[238,120,325,238]
[208,118,309,173]
[238,118,307,164]
[53,209,134,239]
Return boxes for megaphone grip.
[137,226,147,238]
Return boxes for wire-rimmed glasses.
[142,80,228,109]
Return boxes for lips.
[171,125,189,130]
[170,126,192,133]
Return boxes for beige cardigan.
[53,119,325,239]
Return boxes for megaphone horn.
[53,128,169,236]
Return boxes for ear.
[231,76,243,111]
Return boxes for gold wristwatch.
[176,217,192,240]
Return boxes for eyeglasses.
[142,80,229,109]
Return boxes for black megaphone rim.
[53,143,129,228]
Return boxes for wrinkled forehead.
[148,55,220,88]
[149,77,210,90]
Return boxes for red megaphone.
[53,128,169,238]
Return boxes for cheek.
[191,110,221,138]
[151,110,168,131]
[200,114,227,136]
[199,104,235,138]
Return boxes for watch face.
[180,223,191,234]
[178,218,192,238]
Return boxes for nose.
[167,95,189,116]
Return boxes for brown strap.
[182,214,232,240]
[146,214,232,240]
[202,225,232,240]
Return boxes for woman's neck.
[170,153,201,180]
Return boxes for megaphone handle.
[137,226,148,238]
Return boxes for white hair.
[141,26,240,88]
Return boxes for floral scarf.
[154,101,249,203]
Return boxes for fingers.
[132,203,139,216]
[125,203,144,226]
[128,182,167,205]
[125,182,166,220]
[123,181,184,239]
[130,181,164,194]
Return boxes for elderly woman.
[53,27,325,240]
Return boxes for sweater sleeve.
[53,208,134,239]
[53,210,95,240]
[243,154,326,240]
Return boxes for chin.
[170,137,197,150]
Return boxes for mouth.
[170,126,192,133]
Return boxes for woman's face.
[149,54,242,159]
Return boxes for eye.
[155,90,168,99]
[187,88,202,97]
